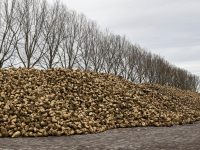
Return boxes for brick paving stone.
[0,120,200,150]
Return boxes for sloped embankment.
[0,67,200,138]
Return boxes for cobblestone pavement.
[0,120,200,150]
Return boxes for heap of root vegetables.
[0,67,200,138]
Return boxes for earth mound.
[0,67,200,138]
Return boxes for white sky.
[48,0,200,76]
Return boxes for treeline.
[0,0,199,92]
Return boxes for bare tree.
[1,0,199,92]
[13,0,48,68]
[101,31,119,74]
[90,30,106,73]
[37,1,66,70]
[131,44,147,83]
[0,0,20,68]
[58,11,85,69]
[124,45,139,82]
[143,52,156,83]
[117,39,132,79]
[76,19,94,71]
[192,75,200,92]
[111,35,126,76]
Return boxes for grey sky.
[49,0,200,76]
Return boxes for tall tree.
[38,1,66,69]
[90,30,105,73]
[0,0,20,68]
[13,0,48,68]
[58,11,85,69]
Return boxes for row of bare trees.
[0,0,199,92]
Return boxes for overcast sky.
[48,0,200,76]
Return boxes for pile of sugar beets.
[0,67,200,138]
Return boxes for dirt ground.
[0,120,200,150]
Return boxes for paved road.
[0,120,200,150]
